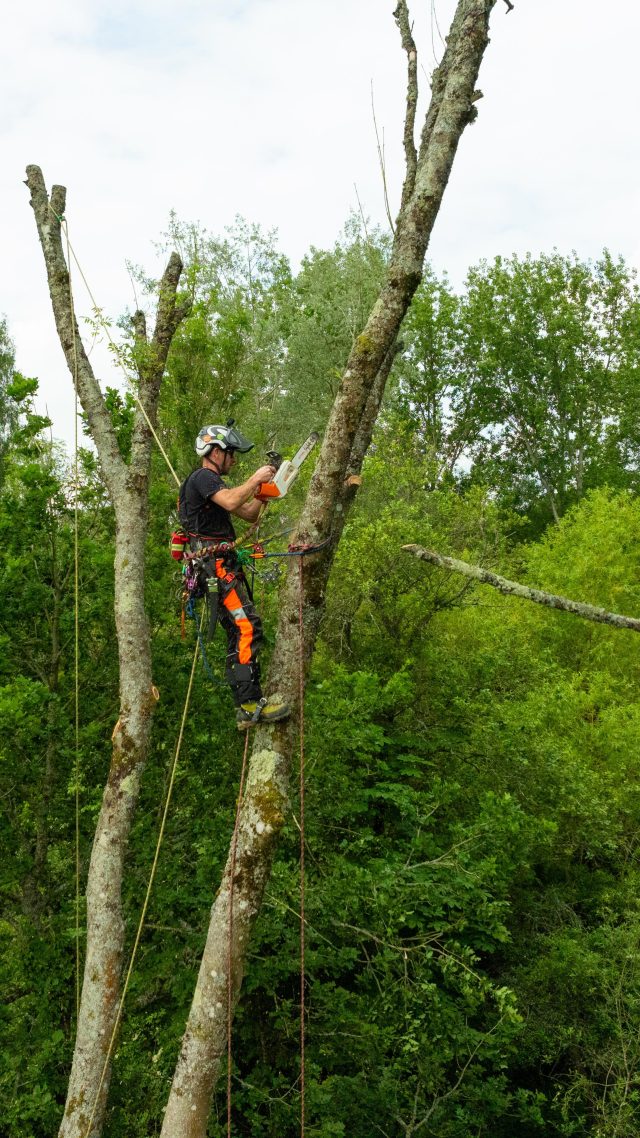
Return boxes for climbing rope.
[81,621,203,1138]
[227,729,251,1138]
[255,535,332,560]
[184,596,227,686]
[298,555,307,1137]
[64,216,82,1023]
[74,384,81,1022]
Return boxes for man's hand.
[251,464,276,487]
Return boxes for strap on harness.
[207,589,219,641]
[251,696,268,723]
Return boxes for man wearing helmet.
[179,422,291,729]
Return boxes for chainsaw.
[255,431,319,502]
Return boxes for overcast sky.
[3,0,640,449]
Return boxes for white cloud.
[3,0,640,449]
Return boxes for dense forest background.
[3,215,640,1136]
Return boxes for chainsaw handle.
[255,482,281,501]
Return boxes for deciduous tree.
[26,166,188,1138]
[161,2,501,1132]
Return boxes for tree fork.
[26,165,188,1138]
[161,3,499,1133]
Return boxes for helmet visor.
[225,426,254,453]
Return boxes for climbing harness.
[298,555,307,1137]
[175,533,331,653]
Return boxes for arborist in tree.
[179,422,291,729]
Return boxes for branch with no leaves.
[394,0,419,204]
[402,545,640,633]
[371,84,396,235]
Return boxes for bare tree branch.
[402,545,640,633]
[394,0,419,206]
[26,167,125,501]
[371,84,396,235]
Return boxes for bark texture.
[402,545,640,633]
[26,165,188,1138]
[161,3,499,1133]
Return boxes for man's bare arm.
[211,464,275,515]
[232,498,264,522]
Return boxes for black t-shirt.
[179,467,236,542]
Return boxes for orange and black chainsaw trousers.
[204,554,264,706]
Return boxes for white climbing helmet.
[195,421,255,458]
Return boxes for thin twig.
[371,82,396,235]
[353,183,371,243]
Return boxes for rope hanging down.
[298,555,307,1138]
[64,217,82,1023]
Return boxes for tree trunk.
[161,3,499,1132]
[26,165,188,1138]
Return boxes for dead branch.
[394,0,419,206]
[402,545,640,633]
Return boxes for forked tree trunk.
[26,165,188,1138]
[161,2,499,1133]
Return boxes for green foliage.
[395,251,640,533]
[104,386,136,460]
[8,229,640,1138]
[155,213,294,472]
[0,316,20,483]
[273,215,390,447]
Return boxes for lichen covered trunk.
[59,502,156,1138]
[26,164,186,1137]
[160,741,289,1137]
[162,3,498,1132]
